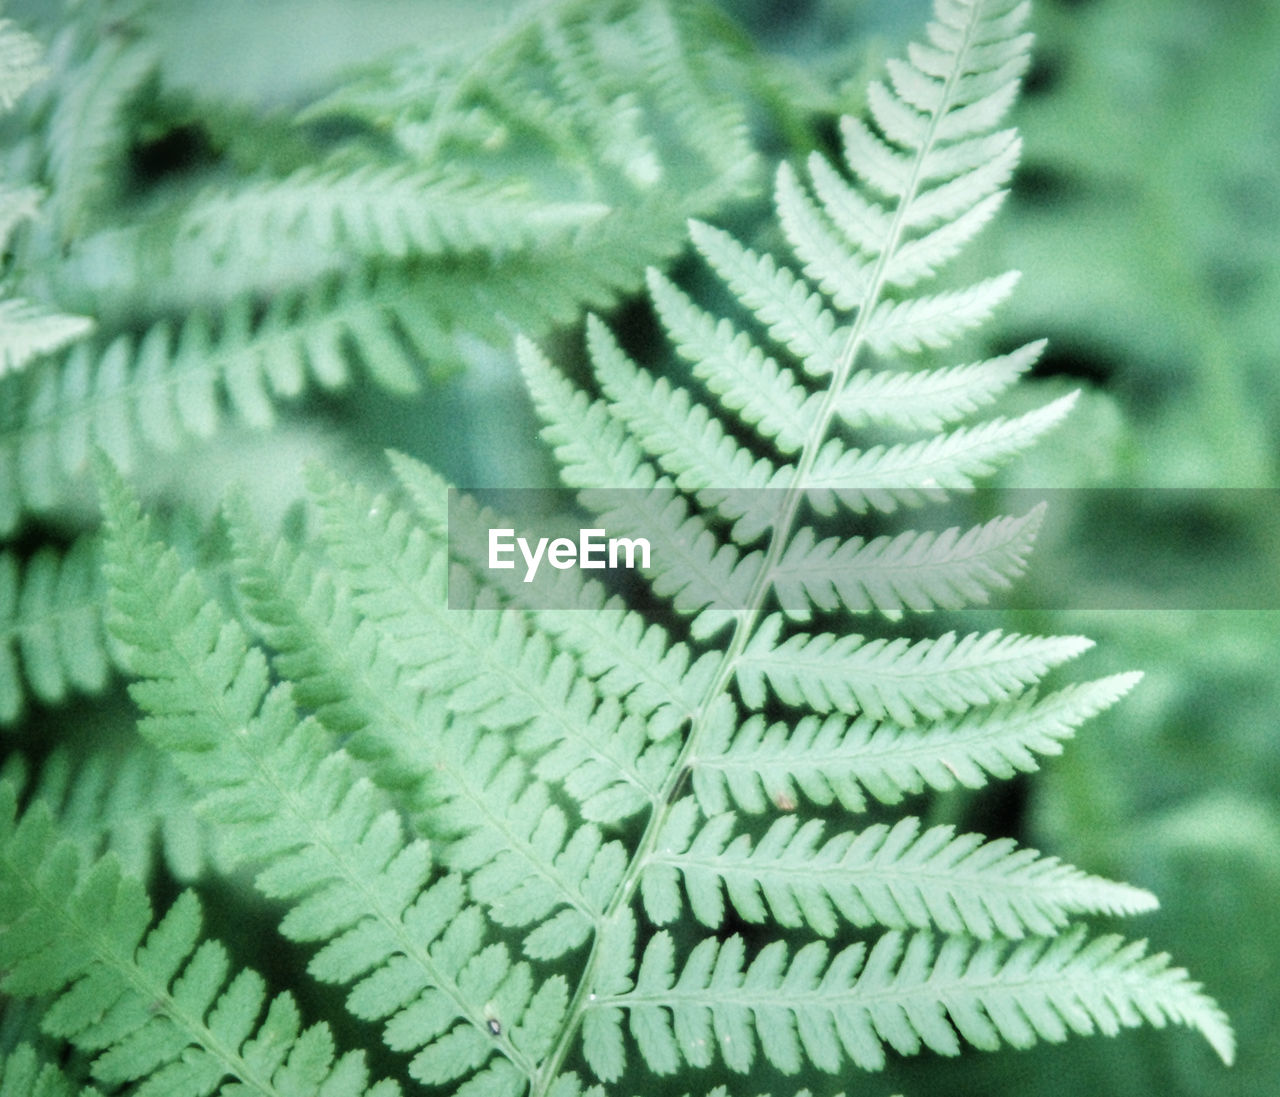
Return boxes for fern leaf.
[25,743,209,884]
[292,467,670,960]
[99,466,548,1090]
[645,803,1157,939]
[0,785,401,1097]
[863,270,1020,355]
[0,271,424,531]
[688,221,848,377]
[771,505,1044,619]
[832,339,1043,432]
[736,615,1092,724]
[519,335,763,636]
[587,315,786,542]
[0,1044,93,1097]
[389,451,718,740]
[774,160,873,311]
[590,927,1234,1078]
[0,298,93,378]
[804,150,893,263]
[805,391,1077,514]
[45,37,158,239]
[691,674,1144,817]
[177,165,608,267]
[885,190,1007,288]
[0,536,118,722]
[307,465,668,824]
[645,268,816,455]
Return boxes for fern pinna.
[0,1,1227,1095]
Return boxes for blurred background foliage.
[0,0,1275,1094]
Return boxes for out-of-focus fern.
[0,0,761,541]
[0,1043,90,1097]
[0,534,114,722]
[80,2,1235,1095]
[0,0,765,720]
[0,19,92,378]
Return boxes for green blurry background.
[7,0,1277,1094]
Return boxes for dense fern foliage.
[0,0,764,721]
[0,1,1239,1096]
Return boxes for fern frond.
[691,674,1144,816]
[0,1044,93,1097]
[832,339,1044,432]
[805,392,1076,514]
[487,0,1234,1086]
[389,450,718,740]
[0,271,423,531]
[35,0,1233,1092]
[0,784,401,1097]
[644,803,1157,939]
[0,28,94,379]
[587,316,788,542]
[736,615,1092,724]
[645,268,816,455]
[771,505,1044,618]
[24,742,208,884]
[586,927,1234,1079]
[99,466,549,1092]
[519,335,762,636]
[0,298,94,378]
[688,221,848,377]
[306,465,669,823]
[177,165,608,267]
[45,36,158,239]
[0,536,118,723]
[863,270,1020,355]
[231,466,658,961]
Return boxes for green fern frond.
[0,271,425,531]
[388,451,718,741]
[585,927,1233,1080]
[519,336,762,638]
[736,616,1092,724]
[99,466,551,1092]
[0,536,118,723]
[643,804,1157,938]
[46,0,1235,1092]
[174,165,608,267]
[503,0,1233,1083]
[0,1043,93,1097]
[44,35,158,240]
[804,391,1077,514]
[0,27,94,379]
[831,340,1044,432]
[691,674,1144,816]
[0,299,93,379]
[645,268,816,455]
[772,505,1045,618]
[0,783,401,1097]
[22,742,208,884]
[305,465,669,825]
